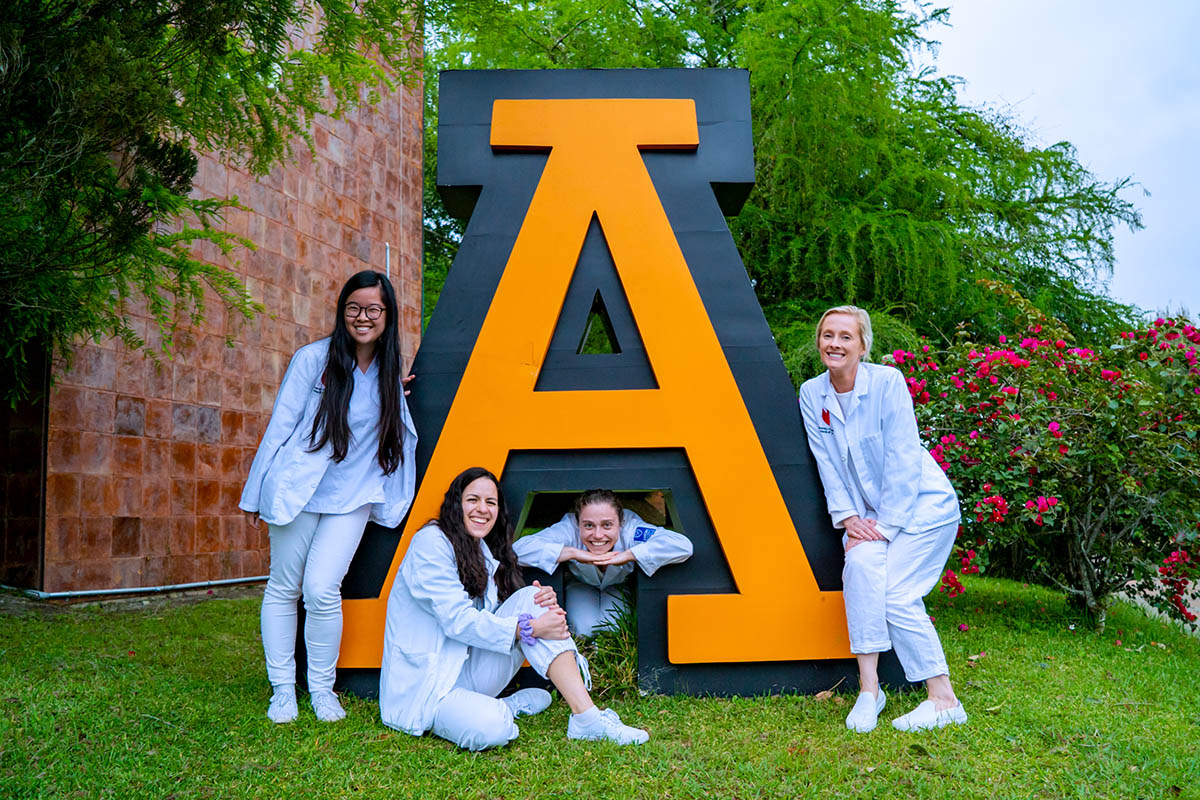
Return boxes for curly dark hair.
[436,467,524,603]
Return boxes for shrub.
[887,282,1200,630]
[574,587,639,699]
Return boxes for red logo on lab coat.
[821,408,831,426]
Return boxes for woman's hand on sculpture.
[531,608,571,640]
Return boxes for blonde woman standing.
[798,305,965,733]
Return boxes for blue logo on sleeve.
[633,526,656,543]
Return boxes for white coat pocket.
[858,432,885,494]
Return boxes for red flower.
[940,569,965,598]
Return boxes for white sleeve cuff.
[873,521,900,541]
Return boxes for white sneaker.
[267,686,298,724]
[845,689,886,733]
[310,690,346,722]
[502,688,553,718]
[567,707,649,745]
[892,700,967,731]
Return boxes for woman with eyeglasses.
[241,270,417,724]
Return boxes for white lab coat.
[514,511,693,590]
[798,362,958,537]
[800,362,960,677]
[514,511,692,636]
[239,338,418,527]
[380,525,526,736]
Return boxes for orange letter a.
[341,95,850,668]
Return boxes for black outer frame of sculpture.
[335,68,910,698]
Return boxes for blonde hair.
[815,305,872,360]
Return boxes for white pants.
[261,506,370,692]
[431,586,581,751]
[564,582,627,638]
[842,519,958,683]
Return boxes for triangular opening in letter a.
[579,291,619,354]
[534,215,657,391]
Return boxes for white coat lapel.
[821,372,844,425]
[569,561,602,586]
[820,373,851,468]
[481,540,501,610]
[846,362,871,420]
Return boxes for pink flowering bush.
[886,282,1200,630]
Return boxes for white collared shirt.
[835,388,877,516]
[239,338,417,527]
[303,357,387,514]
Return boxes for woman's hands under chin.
[558,546,603,564]
[588,549,636,567]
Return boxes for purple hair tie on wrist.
[517,613,536,646]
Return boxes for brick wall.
[30,81,423,593]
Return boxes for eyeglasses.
[344,304,385,320]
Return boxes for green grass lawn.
[1,578,1197,800]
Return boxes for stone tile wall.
[33,81,423,593]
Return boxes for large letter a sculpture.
[338,70,902,696]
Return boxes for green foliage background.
[891,284,1200,628]
[421,0,1144,386]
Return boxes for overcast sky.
[923,1,1199,316]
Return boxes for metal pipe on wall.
[2,574,267,601]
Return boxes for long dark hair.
[308,270,405,474]
[436,467,524,603]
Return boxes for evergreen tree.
[0,0,419,403]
